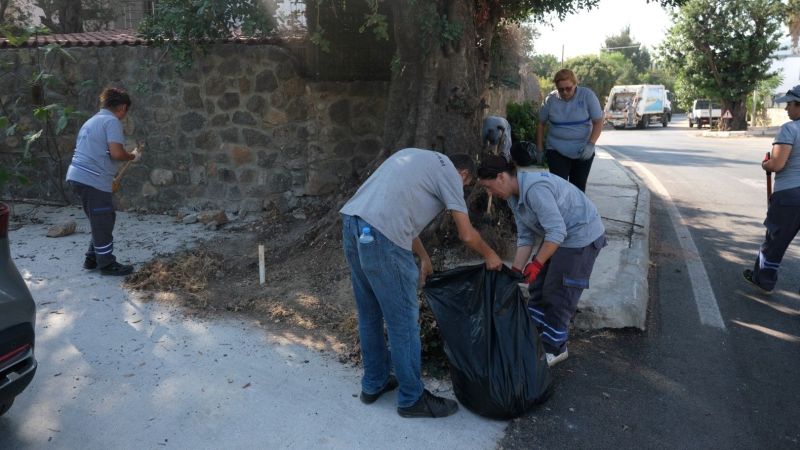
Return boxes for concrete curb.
[574,150,651,330]
[701,127,779,138]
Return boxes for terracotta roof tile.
[0,29,292,49]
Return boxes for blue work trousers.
[70,180,117,268]
[528,235,606,354]
[751,186,800,291]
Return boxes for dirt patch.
[124,191,516,377]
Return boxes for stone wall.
[0,43,387,214]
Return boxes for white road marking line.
[607,149,727,330]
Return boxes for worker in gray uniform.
[743,85,800,293]
[482,116,512,161]
[66,87,141,276]
[340,148,502,418]
[477,155,606,366]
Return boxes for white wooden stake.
[258,244,265,285]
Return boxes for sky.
[532,0,675,60]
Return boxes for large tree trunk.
[0,0,11,25]
[59,0,83,33]
[722,99,748,131]
[383,1,496,155]
[37,0,83,33]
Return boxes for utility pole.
[561,44,564,67]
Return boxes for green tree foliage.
[661,0,784,130]
[603,26,651,73]
[506,101,538,142]
[748,75,782,126]
[499,0,685,23]
[601,52,638,85]
[0,32,87,200]
[529,53,560,77]
[564,54,618,103]
[139,0,274,70]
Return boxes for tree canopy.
[603,26,651,73]
[661,0,784,129]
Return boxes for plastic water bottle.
[358,226,374,244]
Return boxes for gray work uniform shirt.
[482,116,512,161]
[65,109,125,192]
[509,171,605,248]
[773,118,800,193]
[539,86,603,158]
[340,148,468,250]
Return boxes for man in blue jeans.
[340,148,502,418]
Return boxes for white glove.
[578,142,595,161]
[131,148,142,162]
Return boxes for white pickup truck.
[688,99,722,128]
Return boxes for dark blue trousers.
[528,235,606,354]
[70,181,117,268]
[546,149,594,193]
[751,186,800,291]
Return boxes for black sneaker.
[360,375,398,404]
[83,256,97,270]
[397,389,458,418]
[100,261,134,276]
[742,269,772,294]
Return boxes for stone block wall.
[0,43,387,214]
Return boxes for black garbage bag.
[423,264,552,420]
[510,141,544,167]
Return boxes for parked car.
[688,99,722,128]
[0,202,37,416]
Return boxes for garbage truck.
[604,84,671,129]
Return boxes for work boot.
[360,375,398,404]
[397,390,458,418]
[100,261,134,276]
[83,256,97,270]
[742,269,772,294]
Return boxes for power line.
[601,45,642,51]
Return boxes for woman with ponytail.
[477,155,606,366]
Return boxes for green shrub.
[506,101,538,143]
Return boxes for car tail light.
[0,202,8,239]
[0,343,31,367]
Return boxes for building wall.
[1,41,534,213]
[0,43,388,213]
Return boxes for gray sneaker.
[546,347,569,367]
[397,390,458,418]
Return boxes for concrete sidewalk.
[517,148,650,330]
[0,150,650,448]
[0,205,505,450]
[580,149,650,330]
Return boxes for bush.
[506,101,538,143]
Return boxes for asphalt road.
[500,115,800,449]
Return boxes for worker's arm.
[532,241,559,265]
[450,211,502,270]
[512,245,533,270]
[763,144,792,173]
[589,119,603,145]
[536,121,546,152]
[108,142,135,161]
[412,236,433,287]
